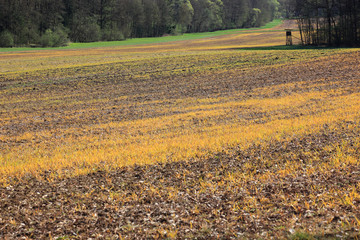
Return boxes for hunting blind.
[285,29,293,46]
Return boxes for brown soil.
[1,122,360,239]
[0,21,359,239]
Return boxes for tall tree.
[167,0,194,34]
[293,0,360,46]
[222,0,250,28]
[0,0,283,46]
[190,0,224,32]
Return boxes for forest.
[0,0,359,47]
[283,0,360,46]
[0,0,280,47]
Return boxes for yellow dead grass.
[0,21,359,185]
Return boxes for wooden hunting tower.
[285,29,293,46]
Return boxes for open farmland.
[1,21,360,239]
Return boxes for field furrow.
[0,21,359,238]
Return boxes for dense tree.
[222,0,250,28]
[190,0,224,32]
[0,0,281,47]
[277,0,295,18]
[287,0,360,46]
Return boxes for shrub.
[52,27,69,47]
[70,18,101,43]
[14,26,41,46]
[170,24,186,36]
[40,27,69,47]
[0,31,14,47]
[245,8,262,27]
[40,29,55,47]
[101,28,125,41]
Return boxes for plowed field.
[0,21,359,239]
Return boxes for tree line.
[0,0,280,47]
[0,0,279,47]
[280,0,360,46]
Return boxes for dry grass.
[1,48,359,184]
[0,21,359,238]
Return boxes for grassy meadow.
[0,20,359,239]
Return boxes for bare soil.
[0,21,359,239]
[1,121,360,239]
